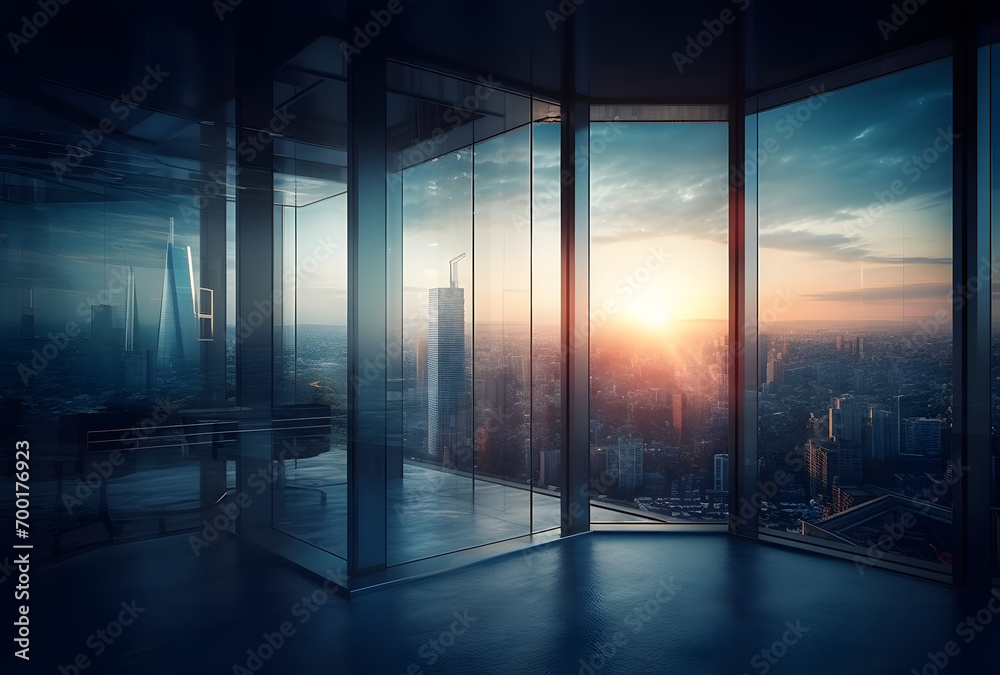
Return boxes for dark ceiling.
[0,0,995,203]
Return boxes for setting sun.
[628,295,671,330]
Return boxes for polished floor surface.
[27,531,1000,674]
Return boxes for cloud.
[803,282,950,302]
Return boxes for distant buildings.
[608,436,644,493]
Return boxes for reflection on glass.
[589,121,730,522]
[756,60,953,568]
[0,102,237,559]
[387,70,559,561]
[531,120,564,531]
[271,189,348,559]
[989,42,999,581]
[473,127,532,534]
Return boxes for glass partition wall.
[0,76,237,561]
[385,63,562,564]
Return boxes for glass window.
[589,117,730,523]
[755,59,953,570]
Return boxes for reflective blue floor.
[26,531,1000,674]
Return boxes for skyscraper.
[714,453,729,492]
[20,288,34,341]
[156,218,196,371]
[427,254,466,460]
[608,436,644,493]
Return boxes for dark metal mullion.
[952,19,992,593]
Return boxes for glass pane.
[589,120,730,523]
[268,37,349,559]
[391,148,475,563]
[531,118,564,531]
[472,126,533,538]
[757,59,953,570]
[386,64,546,563]
[0,91,236,560]
[990,42,1000,582]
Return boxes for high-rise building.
[428,254,467,460]
[714,453,729,492]
[156,218,196,371]
[904,417,943,455]
[91,304,113,349]
[607,436,643,493]
[867,406,899,461]
[20,288,34,342]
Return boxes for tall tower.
[123,250,138,351]
[19,289,34,341]
[427,254,467,461]
[156,218,195,371]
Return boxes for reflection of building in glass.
[803,494,952,564]
[714,453,729,492]
[540,448,560,486]
[608,436,643,493]
[156,218,196,371]
[428,254,466,460]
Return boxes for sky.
[4,55,991,338]
[756,58,953,324]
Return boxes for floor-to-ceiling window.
[589,107,730,523]
[754,59,954,572]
